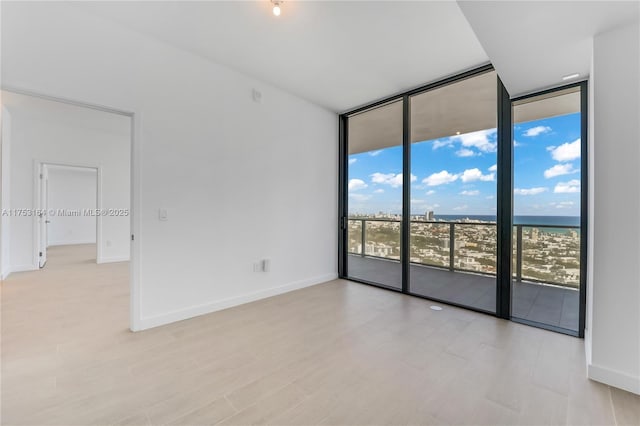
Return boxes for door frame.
[33,161,103,266]
[3,86,141,332]
[37,163,49,268]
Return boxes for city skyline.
[348,112,581,216]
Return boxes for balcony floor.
[347,255,579,332]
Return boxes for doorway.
[1,89,138,329]
[36,163,100,268]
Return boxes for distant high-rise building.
[425,210,434,221]
[531,227,539,242]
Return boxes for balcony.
[346,218,580,332]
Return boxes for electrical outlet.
[253,262,262,272]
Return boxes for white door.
[38,165,49,268]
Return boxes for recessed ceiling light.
[456,131,461,135]
[430,305,443,311]
[562,73,580,81]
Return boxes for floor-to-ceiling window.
[339,66,587,336]
[510,85,586,334]
[408,70,498,312]
[344,100,403,290]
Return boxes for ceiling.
[348,71,580,155]
[458,1,640,97]
[349,71,498,154]
[5,1,636,114]
[1,91,131,136]
[71,1,490,112]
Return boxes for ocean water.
[433,215,580,227]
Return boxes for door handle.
[45,220,51,223]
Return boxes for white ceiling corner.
[457,0,640,97]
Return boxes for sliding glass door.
[344,100,403,290]
[408,70,498,312]
[339,66,587,337]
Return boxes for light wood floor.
[1,244,638,425]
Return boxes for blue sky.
[348,113,581,216]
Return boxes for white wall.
[1,2,338,329]
[0,107,11,279]
[588,21,640,394]
[5,103,131,270]
[47,166,97,247]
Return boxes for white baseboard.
[97,256,130,264]
[1,268,11,280]
[588,363,640,395]
[136,272,338,331]
[8,264,38,274]
[49,240,96,247]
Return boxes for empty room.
[0,1,638,425]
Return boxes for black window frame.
[338,64,587,338]
[509,80,588,337]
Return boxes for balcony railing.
[347,218,580,288]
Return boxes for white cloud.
[514,187,548,195]
[432,139,454,150]
[486,195,495,200]
[451,129,497,153]
[453,205,468,211]
[370,172,416,188]
[460,168,495,183]
[524,126,552,137]
[550,201,575,209]
[460,190,480,196]
[368,150,383,157]
[349,193,372,202]
[456,148,476,157]
[488,164,497,172]
[348,179,367,192]
[413,200,440,211]
[348,158,357,165]
[549,138,581,162]
[425,190,436,195]
[422,170,459,186]
[373,189,384,194]
[554,179,580,193]
[544,163,578,179]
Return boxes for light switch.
[159,208,168,221]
